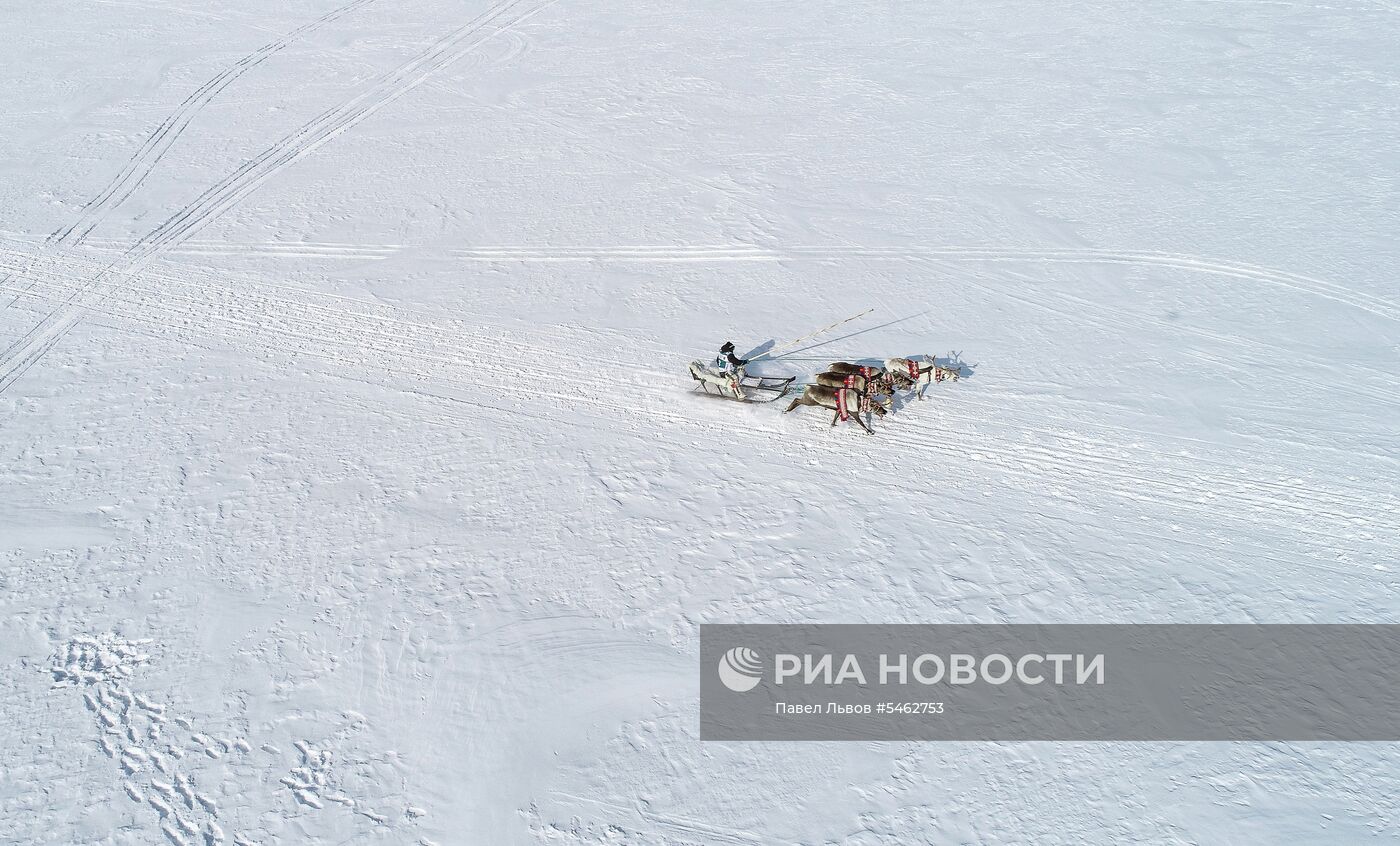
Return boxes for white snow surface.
[3,0,1399,843]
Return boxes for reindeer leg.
[830,407,841,427]
[855,413,874,435]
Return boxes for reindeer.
[812,371,894,407]
[783,384,887,434]
[886,356,960,399]
[826,362,908,393]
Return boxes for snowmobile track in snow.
[47,238,1398,324]
[0,0,382,316]
[48,0,383,250]
[0,0,556,395]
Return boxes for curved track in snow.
[0,0,381,317]
[0,0,556,395]
[49,239,1397,323]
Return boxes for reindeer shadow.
[934,350,977,380]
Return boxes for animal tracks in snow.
[49,634,428,844]
[52,635,231,845]
[52,633,151,686]
[279,738,419,827]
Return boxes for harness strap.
[834,386,873,420]
[906,359,919,381]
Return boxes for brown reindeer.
[783,384,887,434]
[826,362,908,393]
[812,371,894,406]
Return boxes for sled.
[688,361,796,403]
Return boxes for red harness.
[835,385,870,422]
[905,359,920,381]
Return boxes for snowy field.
[2,0,1399,843]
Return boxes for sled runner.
[688,361,796,403]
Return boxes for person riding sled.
[714,341,749,375]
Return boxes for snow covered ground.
[2,0,1398,842]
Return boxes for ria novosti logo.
[717,646,763,692]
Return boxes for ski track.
[0,0,381,315]
[1,249,1392,569]
[7,238,1400,413]
[0,0,556,396]
[50,0,382,249]
[36,239,1400,323]
[935,261,1400,412]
